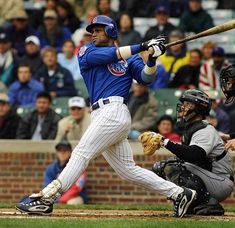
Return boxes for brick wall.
[0,142,234,204]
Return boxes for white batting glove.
[141,35,166,51]
[150,43,166,59]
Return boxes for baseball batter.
[16,15,196,217]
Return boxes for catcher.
[139,89,234,215]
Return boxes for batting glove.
[149,42,166,59]
[140,34,166,51]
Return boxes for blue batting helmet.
[86,15,118,38]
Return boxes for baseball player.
[139,89,234,215]
[16,15,196,217]
[219,65,235,150]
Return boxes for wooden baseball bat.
[165,19,235,48]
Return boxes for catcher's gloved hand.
[140,35,166,51]
[138,131,165,156]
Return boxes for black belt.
[91,98,127,111]
[230,176,234,182]
[215,150,227,161]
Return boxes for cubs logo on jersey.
[107,60,128,76]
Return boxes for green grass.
[0,219,235,228]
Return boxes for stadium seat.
[17,107,34,117]
[75,79,88,98]
[151,89,185,118]
[202,0,218,10]
[208,9,234,20]
[52,97,70,117]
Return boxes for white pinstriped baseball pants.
[58,96,183,199]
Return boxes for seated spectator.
[73,29,92,55]
[201,41,215,63]
[199,47,230,90]
[58,40,82,80]
[16,92,61,140]
[19,36,43,74]
[128,81,158,139]
[156,115,181,143]
[35,47,77,97]
[8,64,44,108]
[0,32,18,86]
[55,96,90,141]
[168,48,202,89]
[179,0,214,34]
[0,93,21,139]
[117,12,141,46]
[97,0,118,21]
[5,10,37,57]
[79,8,98,28]
[37,10,71,52]
[56,0,81,33]
[159,30,190,84]
[206,92,230,134]
[0,82,7,93]
[144,3,175,42]
[44,139,88,205]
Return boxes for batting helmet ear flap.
[105,23,118,39]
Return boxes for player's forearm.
[164,140,207,163]
[141,56,157,83]
[117,44,142,60]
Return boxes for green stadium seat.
[152,89,185,118]
[17,107,34,117]
[52,97,70,117]
[75,79,89,98]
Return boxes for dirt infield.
[1,208,235,221]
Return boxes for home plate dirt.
[0,208,235,221]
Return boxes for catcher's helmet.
[177,89,212,122]
[220,64,235,104]
[86,15,118,38]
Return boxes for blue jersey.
[78,43,148,104]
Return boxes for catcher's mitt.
[138,132,165,155]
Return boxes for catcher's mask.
[176,89,212,123]
[220,64,235,104]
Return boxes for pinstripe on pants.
[58,96,183,199]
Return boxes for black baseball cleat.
[15,198,53,216]
[172,188,197,218]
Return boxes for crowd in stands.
[0,0,235,144]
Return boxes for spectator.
[44,139,88,205]
[19,36,43,74]
[8,64,44,108]
[117,12,141,46]
[79,8,98,29]
[35,47,77,97]
[16,91,61,140]
[179,0,214,33]
[144,3,175,42]
[0,93,21,139]
[5,10,37,57]
[199,47,230,90]
[0,32,18,86]
[156,115,181,143]
[0,0,23,27]
[201,41,215,63]
[168,48,202,89]
[0,82,7,93]
[97,0,118,21]
[206,91,231,134]
[37,10,71,52]
[73,29,92,55]
[55,96,90,141]
[128,82,158,139]
[159,30,190,84]
[56,0,81,33]
[168,0,188,18]
[58,40,82,80]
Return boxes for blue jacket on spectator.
[37,26,71,52]
[8,79,44,108]
[34,64,77,97]
[149,63,168,89]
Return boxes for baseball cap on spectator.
[10,10,28,20]
[212,46,225,57]
[68,96,86,108]
[0,93,9,103]
[0,32,10,43]
[55,139,72,151]
[25,35,40,46]
[155,3,170,14]
[44,10,58,19]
